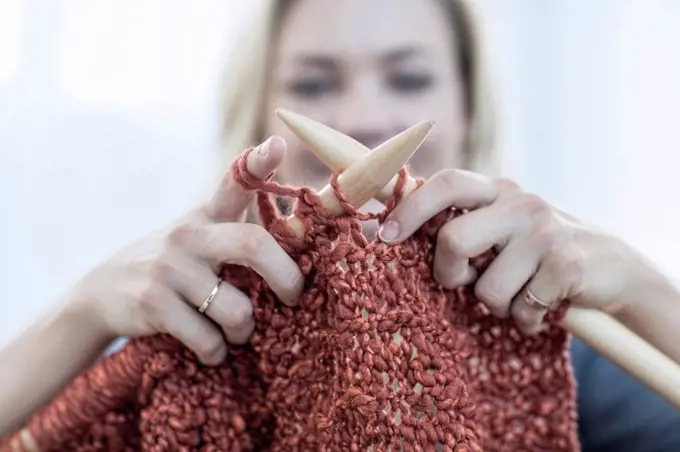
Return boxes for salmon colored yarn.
[1,148,579,452]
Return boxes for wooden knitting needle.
[276,108,680,410]
[282,118,434,237]
[277,109,420,202]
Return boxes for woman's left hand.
[378,169,650,335]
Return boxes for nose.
[332,77,398,150]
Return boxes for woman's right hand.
[69,136,303,366]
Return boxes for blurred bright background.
[1,0,680,346]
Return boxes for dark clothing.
[572,338,680,451]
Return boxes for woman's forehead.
[277,0,453,61]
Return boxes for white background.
[2,0,680,346]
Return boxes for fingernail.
[256,138,271,156]
[379,220,400,242]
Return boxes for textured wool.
[1,149,579,451]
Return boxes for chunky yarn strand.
[0,148,579,451]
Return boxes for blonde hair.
[219,0,501,177]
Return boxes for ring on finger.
[523,287,551,310]
[199,276,223,314]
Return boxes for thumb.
[205,136,286,222]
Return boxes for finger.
[511,273,561,336]
[510,250,577,335]
[433,239,477,289]
[146,287,228,366]
[379,169,498,244]
[161,255,256,344]
[204,135,287,222]
[173,222,303,306]
[433,203,527,289]
[472,236,543,318]
[202,280,255,345]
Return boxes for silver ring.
[523,288,550,310]
[199,277,222,314]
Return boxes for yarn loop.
[1,148,578,451]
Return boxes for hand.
[378,169,649,335]
[70,136,304,365]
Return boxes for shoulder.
[572,338,680,452]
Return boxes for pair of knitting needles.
[274,108,680,409]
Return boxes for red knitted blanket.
[1,151,579,451]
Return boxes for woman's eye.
[286,78,339,99]
[388,73,434,93]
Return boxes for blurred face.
[263,0,468,220]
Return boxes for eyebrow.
[382,47,423,64]
[295,54,338,70]
[293,46,425,69]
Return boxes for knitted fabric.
[1,149,579,452]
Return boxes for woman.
[1,0,678,449]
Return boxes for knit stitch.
[0,148,579,451]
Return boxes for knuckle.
[495,177,521,192]
[531,217,561,249]
[402,202,429,227]
[545,244,586,279]
[151,256,178,281]
[517,193,551,217]
[137,285,162,316]
[237,224,269,258]
[393,194,427,224]
[433,169,463,193]
[167,221,202,248]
